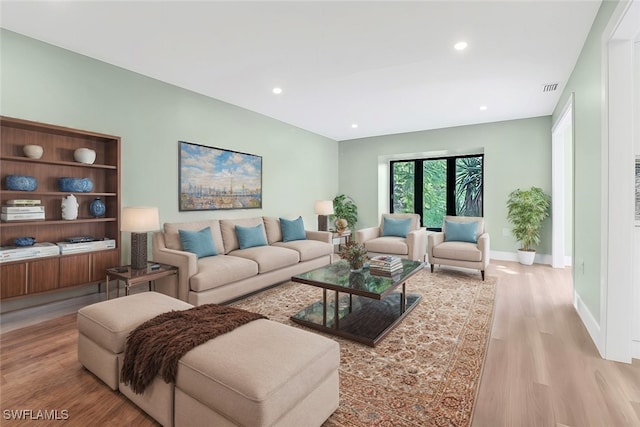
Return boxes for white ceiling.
[1,1,601,141]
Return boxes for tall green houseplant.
[332,194,358,231]
[506,187,551,257]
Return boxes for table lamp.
[121,207,160,269]
[314,200,334,232]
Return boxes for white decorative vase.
[74,148,96,164]
[61,194,79,220]
[23,145,44,159]
[517,249,536,265]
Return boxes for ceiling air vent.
[542,83,559,93]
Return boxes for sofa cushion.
[229,246,300,274]
[273,239,332,262]
[381,217,412,238]
[164,220,224,255]
[444,220,478,243]
[176,319,340,427]
[220,218,264,253]
[364,236,409,255]
[190,255,259,292]
[236,224,268,249]
[432,241,482,262]
[262,216,283,245]
[179,227,218,258]
[280,216,307,242]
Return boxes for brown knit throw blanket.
[120,304,266,394]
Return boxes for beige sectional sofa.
[152,216,334,305]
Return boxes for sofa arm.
[356,227,381,244]
[152,231,197,302]
[407,228,428,262]
[427,232,445,259]
[477,233,490,268]
[305,230,332,244]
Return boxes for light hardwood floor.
[1,261,639,426]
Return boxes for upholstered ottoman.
[77,292,193,389]
[175,319,340,427]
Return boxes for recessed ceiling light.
[351,124,359,129]
[272,87,282,95]
[454,41,468,51]
[479,105,488,111]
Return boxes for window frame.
[390,154,484,230]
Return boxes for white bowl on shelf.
[74,147,96,164]
[23,144,43,159]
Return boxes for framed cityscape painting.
[178,141,262,211]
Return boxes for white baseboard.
[490,250,552,265]
[574,290,605,358]
[633,340,640,360]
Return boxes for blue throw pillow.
[444,220,478,243]
[235,224,268,249]
[382,217,412,237]
[179,227,217,258]
[280,216,307,242]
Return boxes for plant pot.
[517,249,536,265]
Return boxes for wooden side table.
[105,262,178,300]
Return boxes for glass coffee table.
[291,259,425,347]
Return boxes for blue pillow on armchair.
[444,220,479,243]
[382,217,412,238]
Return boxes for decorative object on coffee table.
[314,200,334,231]
[338,240,368,272]
[122,206,160,269]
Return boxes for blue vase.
[58,177,93,193]
[89,197,106,218]
[5,175,38,191]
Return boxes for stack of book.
[1,200,45,222]
[57,238,116,254]
[0,242,59,263]
[369,255,403,277]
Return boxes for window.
[390,155,484,230]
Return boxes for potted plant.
[506,186,551,265]
[332,194,358,233]
[338,241,369,272]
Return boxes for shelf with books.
[0,116,121,301]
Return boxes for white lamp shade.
[314,200,334,215]
[121,207,160,232]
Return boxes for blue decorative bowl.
[14,237,36,247]
[5,175,38,191]
[58,177,93,193]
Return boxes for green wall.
[552,0,620,322]
[338,116,553,255]
[0,30,339,256]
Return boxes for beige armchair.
[356,213,427,262]
[427,215,490,280]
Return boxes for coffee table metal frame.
[291,259,425,347]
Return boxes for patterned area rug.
[232,268,496,427]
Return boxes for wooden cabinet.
[0,116,121,300]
